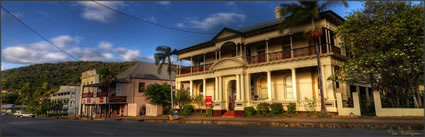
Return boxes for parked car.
[13,111,35,118]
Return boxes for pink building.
[114,62,175,117]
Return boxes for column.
[219,76,222,101]
[203,54,206,70]
[214,77,218,101]
[326,29,330,53]
[235,44,239,56]
[203,78,206,97]
[291,68,297,100]
[241,74,245,101]
[190,57,193,73]
[246,73,251,101]
[267,71,272,101]
[189,80,193,97]
[219,50,221,59]
[289,34,294,58]
[266,40,269,61]
[236,74,241,101]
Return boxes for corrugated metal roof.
[115,61,175,82]
[176,10,344,54]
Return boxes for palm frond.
[319,0,348,11]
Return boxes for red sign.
[205,96,212,108]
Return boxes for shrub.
[244,107,256,116]
[256,103,270,115]
[205,108,212,117]
[270,103,283,114]
[287,103,297,114]
[182,104,194,116]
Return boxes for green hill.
[1,61,138,90]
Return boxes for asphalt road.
[0,116,417,137]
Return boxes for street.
[0,116,406,137]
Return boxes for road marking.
[90,130,114,135]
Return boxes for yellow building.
[78,69,100,116]
[175,9,351,117]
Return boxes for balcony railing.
[268,50,291,61]
[331,46,341,55]
[177,45,342,75]
[180,66,191,75]
[97,92,107,97]
[82,93,93,98]
[205,63,213,70]
[247,54,266,64]
[293,46,316,57]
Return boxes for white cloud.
[158,1,171,6]
[120,49,141,61]
[144,16,157,23]
[176,13,246,31]
[2,35,80,64]
[77,1,126,23]
[98,41,113,50]
[2,35,147,64]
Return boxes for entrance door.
[228,80,236,110]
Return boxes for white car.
[13,111,35,118]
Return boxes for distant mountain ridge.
[1,61,138,90]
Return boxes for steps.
[221,110,235,118]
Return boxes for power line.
[1,6,81,61]
[92,1,217,35]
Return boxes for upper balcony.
[176,29,344,76]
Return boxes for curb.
[141,119,424,130]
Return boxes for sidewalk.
[108,116,424,130]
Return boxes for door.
[228,80,236,110]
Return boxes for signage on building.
[109,96,127,104]
[205,96,212,108]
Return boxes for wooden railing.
[180,66,191,75]
[293,46,316,57]
[82,93,93,98]
[205,63,213,70]
[247,54,266,64]
[331,46,341,55]
[178,45,343,74]
[192,65,204,73]
[268,50,291,61]
[96,92,107,97]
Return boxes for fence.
[336,92,361,116]
[373,91,424,117]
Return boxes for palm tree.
[99,66,117,119]
[154,46,177,113]
[278,0,348,114]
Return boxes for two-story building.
[48,86,80,115]
[175,9,351,117]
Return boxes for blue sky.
[1,1,364,70]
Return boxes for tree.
[99,66,118,118]
[336,1,424,108]
[1,92,19,104]
[154,46,177,112]
[278,0,348,114]
[192,94,204,112]
[174,88,191,111]
[144,83,172,105]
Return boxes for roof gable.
[211,27,241,40]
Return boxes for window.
[139,82,145,92]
